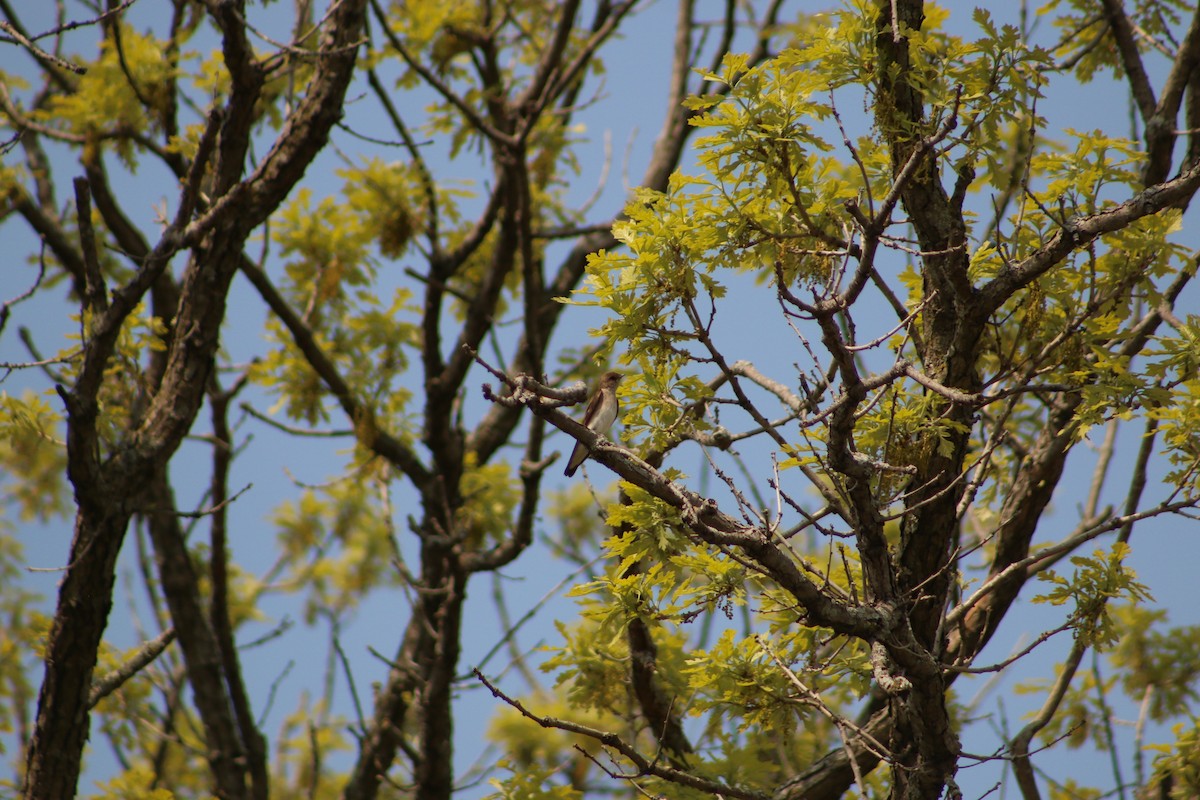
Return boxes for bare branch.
[474,669,767,800]
[88,628,177,708]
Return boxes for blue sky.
[2,1,1199,798]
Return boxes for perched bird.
[564,371,624,477]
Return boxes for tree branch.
[88,628,177,708]
[474,669,764,800]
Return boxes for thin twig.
[473,669,769,800]
[88,628,177,707]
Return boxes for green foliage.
[569,486,754,634]
[484,759,583,800]
[1146,312,1200,485]
[274,186,382,311]
[545,485,617,553]
[87,767,179,800]
[272,466,400,624]
[1033,543,1151,648]
[39,25,177,166]
[459,451,519,546]
[5,0,1200,798]
[0,390,68,522]
[255,182,419,428]
[684,631,808,737]
[31,304,171,452]
[1110,605,1200,722]
[271,697,351,798]
[553,2,1200,793]
[1019,654,1118,750]
[1145,718,1200,800]
[1041,0,1195,86]
[1046,780,1103,800]
[339,159,425,259]
[1152,378,1200,487]
[0,537,42,766]
[540,618,650,714]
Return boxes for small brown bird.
[564,371,624,477]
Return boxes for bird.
[564,371,624,477]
